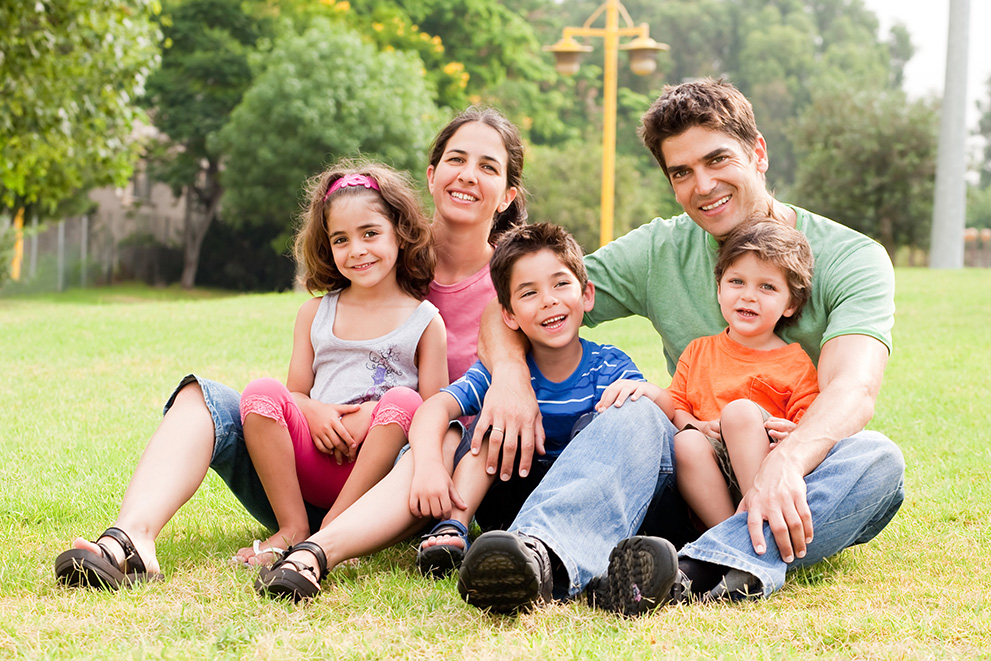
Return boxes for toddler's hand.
[764,417,797,443]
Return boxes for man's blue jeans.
[509,397,905,598]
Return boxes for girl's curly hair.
[293,159,435,299]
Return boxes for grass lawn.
[1,270,988,659]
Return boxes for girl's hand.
[409,462,467,520]
[307,402,361,464]
[764,417,797,446]
[596,380,664,411]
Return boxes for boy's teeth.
[542,315,565,326]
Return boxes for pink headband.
[324,173,380,201]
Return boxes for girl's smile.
[327,194,400,292]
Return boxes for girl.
[254,108,528,600]
[235,161,449,565]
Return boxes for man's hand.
[472,365,544,481]
[737,447,813,563]
[738,334,888,561]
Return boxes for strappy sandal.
[231,540,288,567]
[417,519,471,579]
[254,541,328,602]
[55,526,162,590]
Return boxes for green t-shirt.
[583,205,895,376]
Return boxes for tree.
[142,0,270,289]
[216,19,438,254]
[966,75,991,231]
[976,74,991,188]
[791,84,938,257]
[347,1,574,146]
[1,0,161,211]
[526,141,677,253]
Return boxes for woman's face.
[426,121,517,229]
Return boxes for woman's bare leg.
[278,426,463,585]
[420,438,495,552]
[69,382,216,573]
[322,414,408,523]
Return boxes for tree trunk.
[878,214,896,261]
[179,162,223,290]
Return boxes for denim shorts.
[164,374,328,533]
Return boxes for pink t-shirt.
[427,264,497,383]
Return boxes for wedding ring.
[491,426,504,434]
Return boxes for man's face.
[661,125,771,240]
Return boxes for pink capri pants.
[239,378,422,509]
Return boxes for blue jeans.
[164,375,328,533]
[508,397,905,598]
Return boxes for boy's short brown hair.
[714,215,815,327]
[489,223,587,312]
[639,77,760,179]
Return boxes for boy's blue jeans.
[509,397,906,598]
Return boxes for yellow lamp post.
[545,0,667,247]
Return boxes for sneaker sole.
[457,531,540,613]
[591,536,678,616]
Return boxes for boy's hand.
[697,419,721,439]
[306,402,361,464]
[596,380,664,411]
[409,462,467,520]
[764,417,797,444]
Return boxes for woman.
[55,106,527,589]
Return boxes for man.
[458,78,905,615]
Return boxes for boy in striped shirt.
[409,223,674,585]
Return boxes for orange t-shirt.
[668,329,819,423]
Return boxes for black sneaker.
[703,568,762,602]
[586,536,679,616]
[457,530,553,613]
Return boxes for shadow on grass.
[787,552,857,588]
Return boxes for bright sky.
[861,0,990,131]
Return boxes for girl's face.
[426,121,518,229]
[326,194,400,291]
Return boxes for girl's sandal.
[254,541,328,602]
[55,526,163,590]
[417,519,471,579]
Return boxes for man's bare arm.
[473,299,544,480]
[741,334,889,562]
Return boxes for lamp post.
[545,0,667,248]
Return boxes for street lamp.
[545,0,668,247]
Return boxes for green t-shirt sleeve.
[810,229,896,354]
[582,220,657,327]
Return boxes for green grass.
[1,272,989,659]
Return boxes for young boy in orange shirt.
[669,216,818,530]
